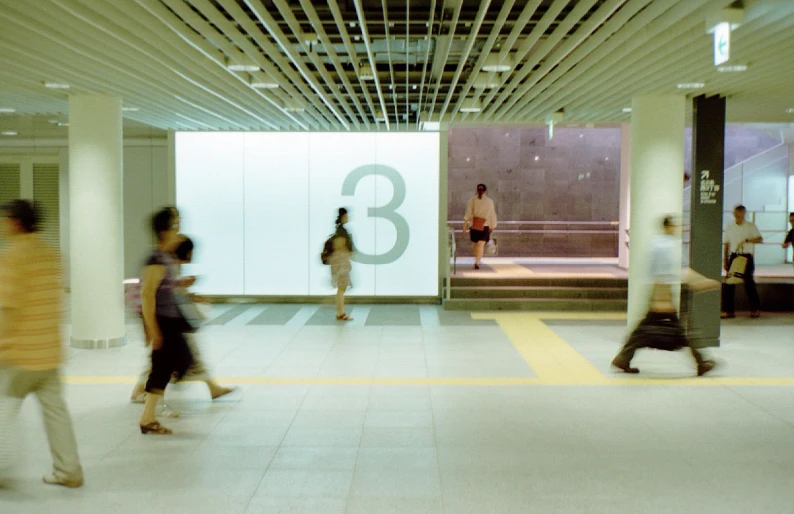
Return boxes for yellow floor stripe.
[61,376,794,386]
[472,313,609,384]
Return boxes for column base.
[70,336,126,349]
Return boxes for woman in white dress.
[330,208,354,321]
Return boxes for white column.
[627,95,685,328]
[68,95,126,348]
[618,123,631,269]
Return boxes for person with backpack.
[324,208,354,321]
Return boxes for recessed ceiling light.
[56,122,69,127]
[786,108,794,114]
[227,63,259,72]
[0,108,16,114]
[1,131,18,136]
[374,110,386,122]
[250,78,280,89]
[43,82,70,89]
[716,64,748,72]
[359,65,375,81]
[482,53,513,72]
[677,82,705,89]
[282,100,305,112]
[534,155,540,161]
[473,73,500,90]
[460,98,483,113]
[122,107,140,112]
[622,107,632,113]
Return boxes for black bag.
[321,236,334,265]
[627,314,688,352]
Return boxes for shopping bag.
[485,238,498,256]
[725,255,748,285]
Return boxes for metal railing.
[447,220,619,235]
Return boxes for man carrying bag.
[611,215,719,377]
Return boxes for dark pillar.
[688,94,726,347]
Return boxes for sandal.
[211,387,236,400]
[336,313,353,321]
[139,421,173,435]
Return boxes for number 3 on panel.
[341,164,409,265]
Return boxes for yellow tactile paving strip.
[63,312,794,387]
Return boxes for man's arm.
[0,253,22,341]
[746,225,763,245]
[723,242,731,272]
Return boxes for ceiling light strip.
[507,0,652,122]
[437,0,496,121]
[414,0,438,130]
[351,0,390,130]
[380,0,401,128]
[486,0,608,121]
[427,0,463,121]
[271,0,360,129]
[241,0,350,131]
[447,0,515,120]
[298,0,371,128]
[472,0,567,121]
[516,0,717,121]
[326,0,379,128]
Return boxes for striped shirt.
[0,233,64,371]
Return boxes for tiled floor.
[2,306,794,513]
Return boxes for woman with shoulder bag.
[463,184,498,270]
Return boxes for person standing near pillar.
[722,205,762,319]
[463,184,497,270]
[611,215,718,376]
[0,200,83,487]
[780,212,794,273]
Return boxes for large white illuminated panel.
[175,132,440,296]
[372,133,439,295]
[308,133,377,296]
[244,133,310,295]
[175,132,245,295]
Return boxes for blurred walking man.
[0,200,83,488]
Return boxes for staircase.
[444,276,628,312]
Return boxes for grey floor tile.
[365,305,421,326]
[247,304,303,325]
[206,305,253,325]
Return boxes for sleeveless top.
[144,249,181,319]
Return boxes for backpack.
[321,236,335,265]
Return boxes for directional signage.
[714,22,730,66]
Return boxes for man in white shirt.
[722,205,762,318]
[611,216,719,376]
[463,184,497,270]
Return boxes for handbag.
[725,255,748,285]
[485,238,498,256]
[471,217,486,231]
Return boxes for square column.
[688,95,726,347]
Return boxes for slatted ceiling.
[32,164,60,249]
[1,0,794,133]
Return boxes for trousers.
[614,312,707,366]
[722,253,760,313]
[0,366,83,481]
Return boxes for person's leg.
[612,313,659,373]
[721,284,736,317]
[140,342,174,434]
[34,369,83,487]
[0,366,30,480]
[336,286,346,316]
[474,241,486,267]
[130,319,150,401]
[744,256,761,315]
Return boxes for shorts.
[470,227,491,243]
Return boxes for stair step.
[450,277,627,288]
[450,286,627,300]
[443,298,628,312]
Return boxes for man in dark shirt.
[781,213,794,270]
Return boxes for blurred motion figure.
[0,200,83,488]
[611,215,719,377]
